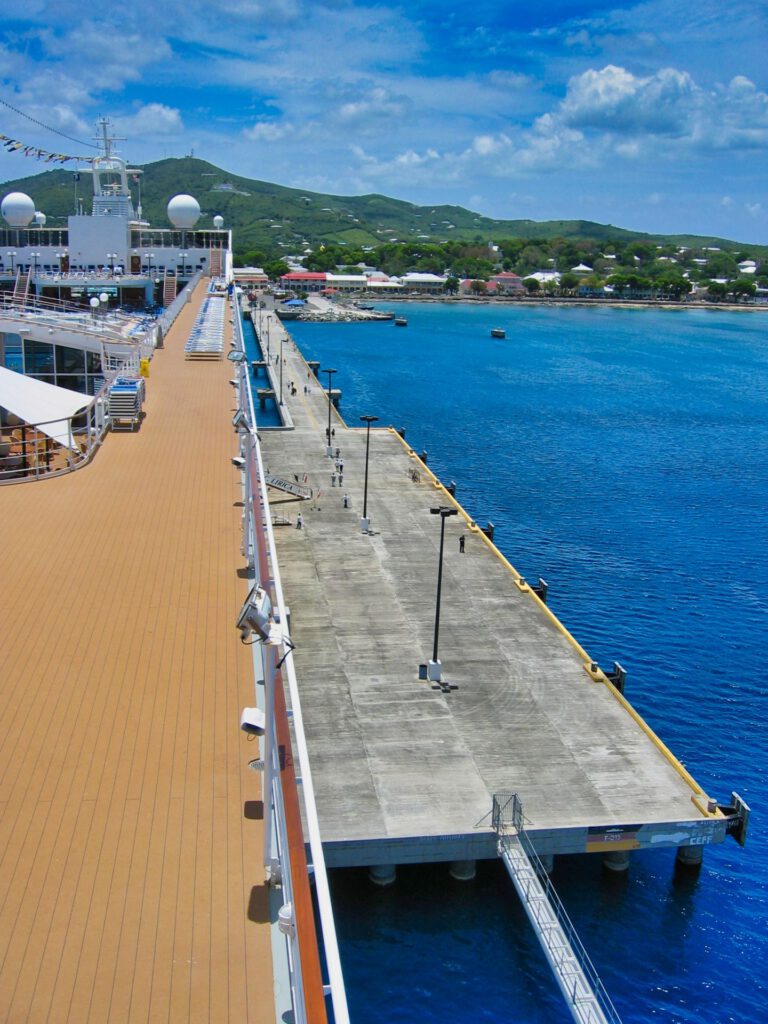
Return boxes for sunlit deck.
[0,282,273,1022]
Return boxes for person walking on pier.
[459,535,465,553]
[343,493,350,508]
[296,512,304,530]
[331,472,337,487]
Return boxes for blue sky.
[0,0,766,243]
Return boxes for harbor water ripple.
[286,302,768,1024]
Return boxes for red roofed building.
[458,279,499,295]
[490,272,525,294]
[279,271,328,292]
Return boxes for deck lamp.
[427,506,458,682]
[360,415,379,532]
[322,368,338,455]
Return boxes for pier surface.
[259,312,724,867]
[0,285,273,1023]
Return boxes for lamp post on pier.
[106,252,117,275]
[427,506,458,682]
[7,250,16,273]
[279,331,284,406]
[30,251,40,274]
[360,415,379,532]
[322,368,337,455]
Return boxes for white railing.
[230,303,350,1024]
[157,271,203,341]
[0,387,110,484]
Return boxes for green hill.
[1,157,762,256]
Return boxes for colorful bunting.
[0,133,95,164]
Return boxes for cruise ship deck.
[0,283,273,1022]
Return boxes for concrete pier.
[256,310,728,869]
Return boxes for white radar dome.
[2,192,36,227]
[34,210,47,227]
[167,194,201,229]
[213,214,224,229]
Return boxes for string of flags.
[0,132,95,164]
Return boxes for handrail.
[493,794,622,1024]
[231,299,350,1023]
[157,271,203,338]
[0,385,110,484]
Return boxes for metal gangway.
[493,793,623,1024]
[264,472,313,500]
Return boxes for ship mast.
[88,117,142,218]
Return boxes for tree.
[444,276,460,295]
[469,280,487,295]
[263,259,291,281]
[731,279,756,302]
[522,277,540,294]
[705,281,728,302]
[559,273,579,293]
[655,272,692,300]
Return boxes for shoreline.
[282,294,768,322]
[359,294,768,313]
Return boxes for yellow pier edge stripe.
[388,429,721,819]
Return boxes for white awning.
[0,366,91,450]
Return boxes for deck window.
[56,345,86,374]
[24,339,54,374]
[1,333,24,373]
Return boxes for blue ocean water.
[289,303,768,1024]
[241,314,283,426]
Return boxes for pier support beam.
[538,853,554,874]
[602,850,631,873]
[449,860,476,881]
[676,845,704,872]
[368,864,397,887]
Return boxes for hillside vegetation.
[2,156,765,263]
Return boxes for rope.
[0,96,99,149]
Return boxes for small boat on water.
[394,317,408,327]
[490,327,506,338]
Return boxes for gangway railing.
[493,793,622,1024]
[263,473,312,500]
[230,299,350,1024]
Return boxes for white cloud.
[243,121,294,142]
[559,65,696,135]
[745,202,763,217]
[338,87,409,122]
[119,104,184,136]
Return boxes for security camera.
[236,585,273,642]
[229,378,239,387]
[240,707,265,736]
[231,456,246,469]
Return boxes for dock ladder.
[492,793,622,1024]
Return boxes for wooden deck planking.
[0,284,273,1023]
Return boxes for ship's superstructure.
[0,117,230,308]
